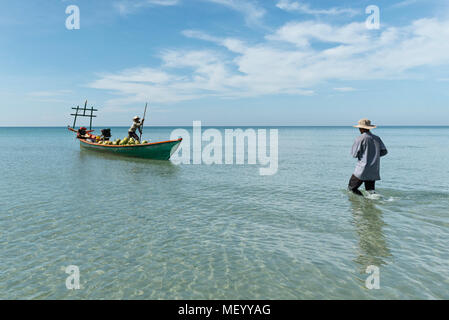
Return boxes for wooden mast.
[70,100,98,130]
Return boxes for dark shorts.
[348,174,375,192]
[128,131,140,141]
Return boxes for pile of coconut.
[98,137,149,145]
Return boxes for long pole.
[89,107,94,131]
[140,102,148,141]
[72,105,79,128]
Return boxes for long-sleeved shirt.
[129,121,142,133]
[351,132,388,181]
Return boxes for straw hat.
[354,118,376,129]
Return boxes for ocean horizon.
[1,125,448,128]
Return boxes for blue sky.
[0,0,448,126]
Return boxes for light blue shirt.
[351,132,388,181]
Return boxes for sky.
[0,0,448,126]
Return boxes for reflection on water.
[78,148,180,177]
[349,195,392,273]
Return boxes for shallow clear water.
[0,126,448,299]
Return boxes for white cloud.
[276,0,359,16]
[205,0,266,26]
[183,29,246,52]
[266,21,370,47]
[391,0,418,9]
[114,0,266,26]
[27,90,72,97]
[334,87,356,92]
[114,0,179,15]
[89,17,449,106]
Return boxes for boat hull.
[79,138,182,160]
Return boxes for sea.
[0,126,448,299]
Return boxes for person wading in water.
[349,119,388,196]
[128,116,144,142]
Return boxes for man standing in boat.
[128,116,144,142]
[348,119,388,196]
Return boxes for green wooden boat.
[68,101,181,160]
[78,137,182,160]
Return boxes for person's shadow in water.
[349,195,392,273]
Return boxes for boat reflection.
[77,147,181,178]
